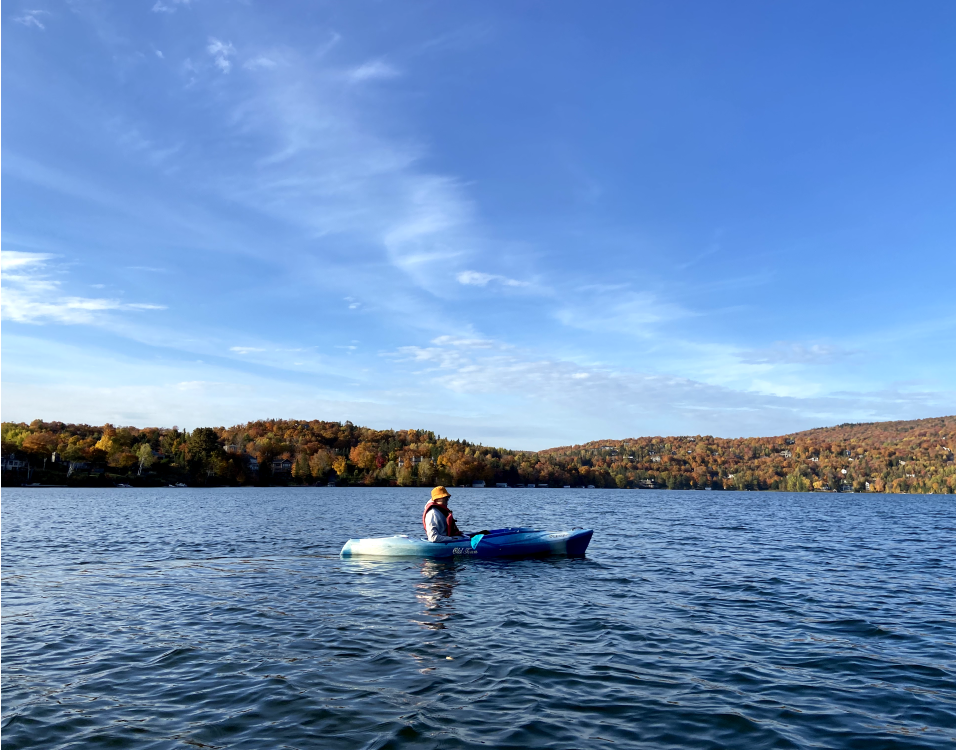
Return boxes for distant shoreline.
[3,415,954,495]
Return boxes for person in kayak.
[423,486,466,542]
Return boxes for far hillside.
[2,415,954,493]
[541,416,956,494]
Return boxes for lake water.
[2,487,954,749]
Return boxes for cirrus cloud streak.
[1,252,165,325]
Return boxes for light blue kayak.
[340,527,593,559]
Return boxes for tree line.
[2,415,954,493]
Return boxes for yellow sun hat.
[430,486,451,501]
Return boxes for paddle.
[468,530,490,549]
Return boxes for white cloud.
[111,123,182,167]
[380,175,473,277]
[152,0,191,13]
[205,59,471,289]
[155,50,165,59]
[1,251,52,270]
[2,335,528,444]
[348,60,400,82]
[387,333,956,441]
[431,334,496,348]
[739,342,857,365]
[2,292,164,325]
[456,270,528,288]
[230,346,266,354]
[457,270,495,286]
[207,38,236,73]
[0,252,165,325]
[14,10,49,30]
[393,337,617,397]
[244,56,278,71]
[556,291,690,336]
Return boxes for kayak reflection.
[414,559,460,630]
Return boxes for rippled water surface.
[3,488,955,749]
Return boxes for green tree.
[309,450,332,479]
[187,428,220,460]
[397,463,416,486]
[136,443,156,475]
[292,453,311,482]
[786,471,809,492]
[417,458,436,485]
[160,430,181,457]
[380,460,397,481]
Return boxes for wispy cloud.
[207,37,235,73]
[676,241,721,270]
[1,251,53,271]
[739,342,858,365]
[381,175,473,277]
[348,60,400,82]
[456,270,529,288]
[431,334,496,348]
[200,58,478,293]
[556,291,690,336]
[4,153,138,212]
[229,346,266,354]
[389,333,955,439]
[244,56,278,71]
[1,252,165,325]
[14,10,49,30]
[393,336,619,397]
[152,0,191,14]
[111,123,182,166]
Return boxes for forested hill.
[540,415,956,493]
[2,416,954,494]
[546,416,956,454]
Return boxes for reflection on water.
[415,559,460,630]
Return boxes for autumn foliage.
[2,416,954,493]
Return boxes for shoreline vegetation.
[2,416,954,494]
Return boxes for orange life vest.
[422,501,461,537]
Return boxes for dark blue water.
[2,488,954,749]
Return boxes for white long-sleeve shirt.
[424,507,464,542]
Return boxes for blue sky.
[3,1,955,449]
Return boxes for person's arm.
[425,508,459,542]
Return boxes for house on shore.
[2,454,27,472]
[272,458,293,474]
[241,454,260,476]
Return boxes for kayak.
[340,527,593,559]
